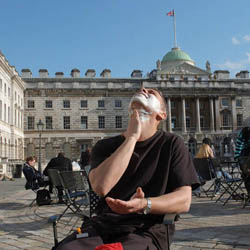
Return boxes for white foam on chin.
[129,94,161,114]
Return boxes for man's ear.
[156,112,167,121]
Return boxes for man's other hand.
[105,187,146,214]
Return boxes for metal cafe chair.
[193,158,215,197]
[210,159,244,206]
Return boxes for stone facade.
[1,47,250,172]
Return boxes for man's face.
[129,88,164,122]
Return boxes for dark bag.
[36,189,51,206]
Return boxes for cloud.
[243,35,250,42]
[216,52,250,71]
[232,36,240,45]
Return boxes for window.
[115,116,122,128]
[171,117,177,128]
[80,100,88,108]
[236,99,242,107]
[8,107,10,123]
[186,116,191,128]
[98,100,105,108]
[46,116,53,129]
[63,116,70,129]
[98,116,105,128]
[200,116,205,128]
[4,83,6,94]
[0,79,2,89]
[185,102,190,109]
[81,116,88,129]
[45,100,53,108]
[221,98,229,107]
[222,113,229,127]
[63,100,70,108]
[8,87,10,97]
[115,100,122,108]
[171,101,175,109]
[28,116,35,130]
[200,102,204,109]
[4,104,6,122]
[27,100,35,108]
[237,114,243,127]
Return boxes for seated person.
[53,87,199,250]
[195,138,232,195]
[235,126,250,196]
[23,156,45,190]
[43,152,72,202]
[0,173,14,181]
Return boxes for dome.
[162,47,194,64]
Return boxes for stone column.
[209,98,215,131]
[214,97,220,131]
[231,97,237,131]
[196,98,201,133]
[181,98,187,133]
[167,97,172,132]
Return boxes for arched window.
[45,143,55,160]
[63,142,72,159]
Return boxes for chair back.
[60,171,89,192]
[193,158,214,181]
[47,169,62,187]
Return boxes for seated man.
[54,87,199,250]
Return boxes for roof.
[162,47,194,63]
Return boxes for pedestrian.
[80,147,91,169]
[44,152,72,203]
[53,87,199,250]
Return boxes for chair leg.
[29,198,36,207]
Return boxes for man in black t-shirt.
[55,88,199,250]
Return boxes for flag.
[167,10,174,16]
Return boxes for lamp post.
[37,119,44,173]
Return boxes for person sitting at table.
[235,126,250,196]
[195,138,232,195]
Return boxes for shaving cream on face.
[129,109,152,122]
[129,93,162,114]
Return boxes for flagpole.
[173,10,177,48]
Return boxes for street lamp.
[37,119,44,173]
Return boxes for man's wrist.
[142,198,152,215]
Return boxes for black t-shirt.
[89,130,199,249]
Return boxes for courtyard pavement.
[0,178,250,250]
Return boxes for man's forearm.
[89,137,137,196]
[147,186,192,214]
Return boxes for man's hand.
[105,187,146,214]
[124,110,141,142]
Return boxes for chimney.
[100,69,111,78]
[236,70,249,79]
[55,72,64,78]
[21,69,32,78]
[213,70,230,79]
[39,69,49,78]
[85,69,96,78]
[131,70,142,78]
[71,68,80,78]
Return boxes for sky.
[1,0,250,78]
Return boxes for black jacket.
[23,163,44,190]
[43,155,72,176]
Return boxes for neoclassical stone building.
[1,46,250,171]
[0,51,25,176]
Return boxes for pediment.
[161,62,210,75]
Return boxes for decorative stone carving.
[156,59,161,70]
[206,61,211,73]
